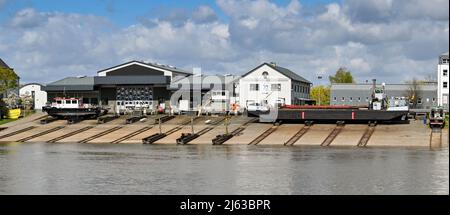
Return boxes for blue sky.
[0,0,448,84]
[1,0,339,26]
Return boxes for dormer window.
[262,71,269,79]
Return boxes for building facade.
[43,61,190,114]
[238,62,312,109]
[437,52,449,111]
[168,73,240,113]
[330,83,438,111]
[19,83,47,110]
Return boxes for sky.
[0,0,448,85]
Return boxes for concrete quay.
[0,113,447,147]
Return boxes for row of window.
[442,59,449,64]
[292,84,309,94]
[333,97,437,104]
[249,84,282,91]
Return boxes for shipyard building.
[43,61,191,114]
[330,82,438,111]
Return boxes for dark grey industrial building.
[330,82,438,111]
[43,61,191,112]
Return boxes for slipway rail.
[284,125,311,146]
[212,118,258,145]
[321,123,345,147]
[430,127,443,148]
[248,125,279,145]
[17,126,66,142]
[78,126,123,143]
[357,124,376,147]
[111,126,153,144]
[0,126,37,140]
[40,117,59,124]
[176,117,225,145]
[47,126,95,143]
[142,118,195,144]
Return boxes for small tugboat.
[42,97,108,120]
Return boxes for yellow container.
[6,109,21,119]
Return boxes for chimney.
[269,62,277,67]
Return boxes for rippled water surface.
[0,142,448,194]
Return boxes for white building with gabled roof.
[238,62,312,109]
[437,52,449,111]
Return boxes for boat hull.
[250,109,409,123]
[42,107,107,119]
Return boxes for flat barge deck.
[251,106,409,123]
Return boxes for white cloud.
[0,0,448,85]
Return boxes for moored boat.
[42,97,107,119]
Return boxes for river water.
[0,142,448,195]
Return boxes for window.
[433,98,436,102]
[56,100,62,104]
[444,70,448,76]
[250,84,259,91]
[349,97,353,102]
[444,82,448,88]
[333,97,337,101]
[72,100,78,104]
[341,97,345,102]
[358,97,361,102]
[271,84,281,91]
[366,97,369,102]
[418,98,422,104]
[262,71,269,79]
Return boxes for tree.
[405,78,422,109]
[0,67,19,94]
[310,86,330,105]
[329,67,355,84]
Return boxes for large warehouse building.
[43,61,191,114]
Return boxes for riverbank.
[0,113,447,147]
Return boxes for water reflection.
[0,142,448,195]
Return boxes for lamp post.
[317,75,323,106]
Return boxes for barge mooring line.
[17,126,66,142]
[111,126,153,144]
[78,126,123,143]
[47,126,95,143]
[248,125,279,145]
[284,125,311,146]
[0,126,37,140]
[357,124,376,147]
[321,123,345,147]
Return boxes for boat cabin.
[50,97,85,109]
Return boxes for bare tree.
[405,78,422,109]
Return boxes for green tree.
[0,67,19,94]
[329,67,355,83]
[310,86,330,105]
[404,78,422,109]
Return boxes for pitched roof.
[0,58,11,69]
[242,62,312,84]
[97,60,191,75]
